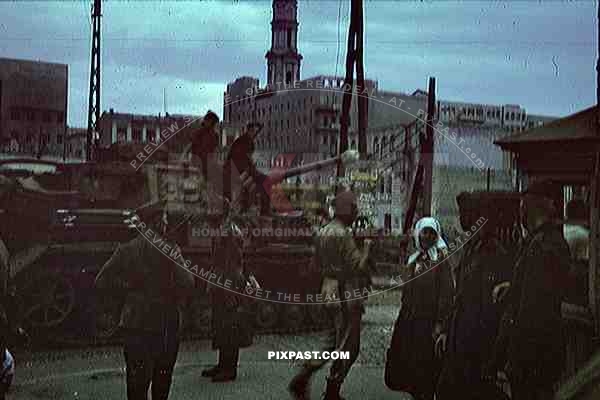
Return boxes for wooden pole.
[336,0,358,182]
[421,77,436,216]
[355,0,367,159]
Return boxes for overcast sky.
[0,1,596,127]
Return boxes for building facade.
[222,0,559,231]
[66,127,87,160]
[0,57,68,158]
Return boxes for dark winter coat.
[492,222,570,387]
[436,234,514,400]
[209,229,254,350]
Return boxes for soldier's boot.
[288,366,314,400]
[201,350,225,377]
[322,378,345,400]
[212,348,238,382]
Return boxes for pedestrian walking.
[94,213,195,400]
[288,189,374,400]
[384,217,454,400]
[488,180,571,400]
[436,192,520,400]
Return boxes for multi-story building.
[437,98,527,132]
[0,57,68,157]
[65,127,87,160]
[222,0,559,231]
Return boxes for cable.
[0,37,593,47]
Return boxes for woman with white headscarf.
[385,217,454,400]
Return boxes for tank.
[0,145,384,343]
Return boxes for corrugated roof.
[495,105,599,147]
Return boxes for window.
[43,111,51,123]
[57,111,64,123]
[287,102,290,111]
[351,139,356,150]
[57,134,63,144]
[132,129,142,143]
[27,109,35,121]
[10,109,19,121]
[286,71,292,85]
[287,28,292,48]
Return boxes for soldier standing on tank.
[94,214,195,400]
[488,181,571,400]
[190,110,220,181]
[288,189,373,400]
[222,121,268,213]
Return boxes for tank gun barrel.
[273,150,360,183]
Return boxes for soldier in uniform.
[488,181,571,400]
[436,192,520,400]
[94,214,195,400]
[190,110,220,180]
[288,189,373,400]
[222,122,269,214]
[200,220,254,382]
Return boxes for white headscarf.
[407,217,448,265]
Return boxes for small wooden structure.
[495,105,600,398]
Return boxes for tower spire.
[265,0,303,87]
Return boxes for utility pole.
[86,0,101,161]
[336,0,366,182]
[355,0,367,159]
[421,77,436,217]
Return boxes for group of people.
[386,181,576,400]
[94,111,265,399]
[289,179,578,400]
[90,109,582,400]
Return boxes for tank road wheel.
[283,304,305,331]
[255,302,279,330]
[23,274,76,329]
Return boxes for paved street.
[9,303,413,400]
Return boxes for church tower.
[265,0,302,87]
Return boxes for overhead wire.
[0,37,592,47]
